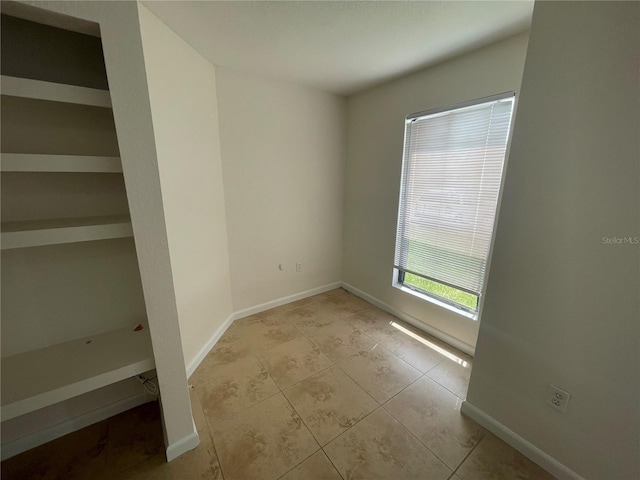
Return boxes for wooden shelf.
[1,75,111,108]
[1,327,155,421]
[1,153,122,173]
[1,215,132,250]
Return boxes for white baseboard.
[184,282,342,381]
[166,429,199,462]
[1,392,154,461]
[340,282,475,357]
[233,282,343,320]
[461,401,584,480]
[186,313,235,378]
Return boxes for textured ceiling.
[142,1,534,95]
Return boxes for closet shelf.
[1,153,122,173]
[1,215,133,250]
[1,75,111,108]
[1,327,155,421]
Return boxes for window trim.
[392,91,517,318]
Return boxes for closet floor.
[1,288,555,480]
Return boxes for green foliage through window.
[403,272,478,311]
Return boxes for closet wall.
[1,14,148,352]
[1,0,211,462]
[0,13,155,457]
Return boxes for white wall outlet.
[546,384,571,412]
[296,262,303,272]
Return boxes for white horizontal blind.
[394,93,514,299]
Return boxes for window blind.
[394,93,515,300]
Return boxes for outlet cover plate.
[546,384,571,413]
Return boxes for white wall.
[465,2,639,479]
[138,5,234,370]
[215,68,345,311]
[343,33,529,350]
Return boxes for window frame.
[392,92,517,318]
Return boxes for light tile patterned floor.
[1,288,556,480]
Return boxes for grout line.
[279,363,335,393]
[207,424,229,480]
[204,293,473,479]
[204,427,227,480]
[381,400,457,474]
[423,371,469,401]
[274,395,323,479]
[331,359,381,406]
[319,448,346,480]
[380,403,457,477]
[450,433,485,479]
[378,371,424,406]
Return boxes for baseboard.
[185,313,235,378]
[184,282,342,380]
[1,392,154,461]
[233,281,343,320]
[340,282,475,357]
[461,401,584,480]
[165,429,199,462]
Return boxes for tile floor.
[1,288,556,480]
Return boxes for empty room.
[0,1,638,480]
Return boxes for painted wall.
[138,5,233,371]
[215,68,345,311]
[466,2,639,479]
[342,33,530,350]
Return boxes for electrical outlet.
[296,262,303,272]
[546,384,571,412]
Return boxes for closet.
[1,14,154,425]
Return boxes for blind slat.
[395,94,515,301]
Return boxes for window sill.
[392,281,478,321]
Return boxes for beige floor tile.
[211,393,319,480]
[189,387,208,433]
[1,420,110,480]
[456,433,556,480]
[314,292,370,316]
[426,357,472,399]
[345,306,398,339]
[192,326,255,370]
[312,288,345,299]
[364,321,444,373]
[279,450,342,480]
[258,336,334,389]
[286,304,343,335]
[105,401,165,475]
[324,408,451,480]
[284,365,378,446]
[283,296,318,310]
[116,431,222,480]
[231,314,303,352]
[303,319,377,363]
[384,376,484,470]
[4,294,492,480]
[337,344,421,403]
[196,355,280,423]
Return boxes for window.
[393,92,515,315]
